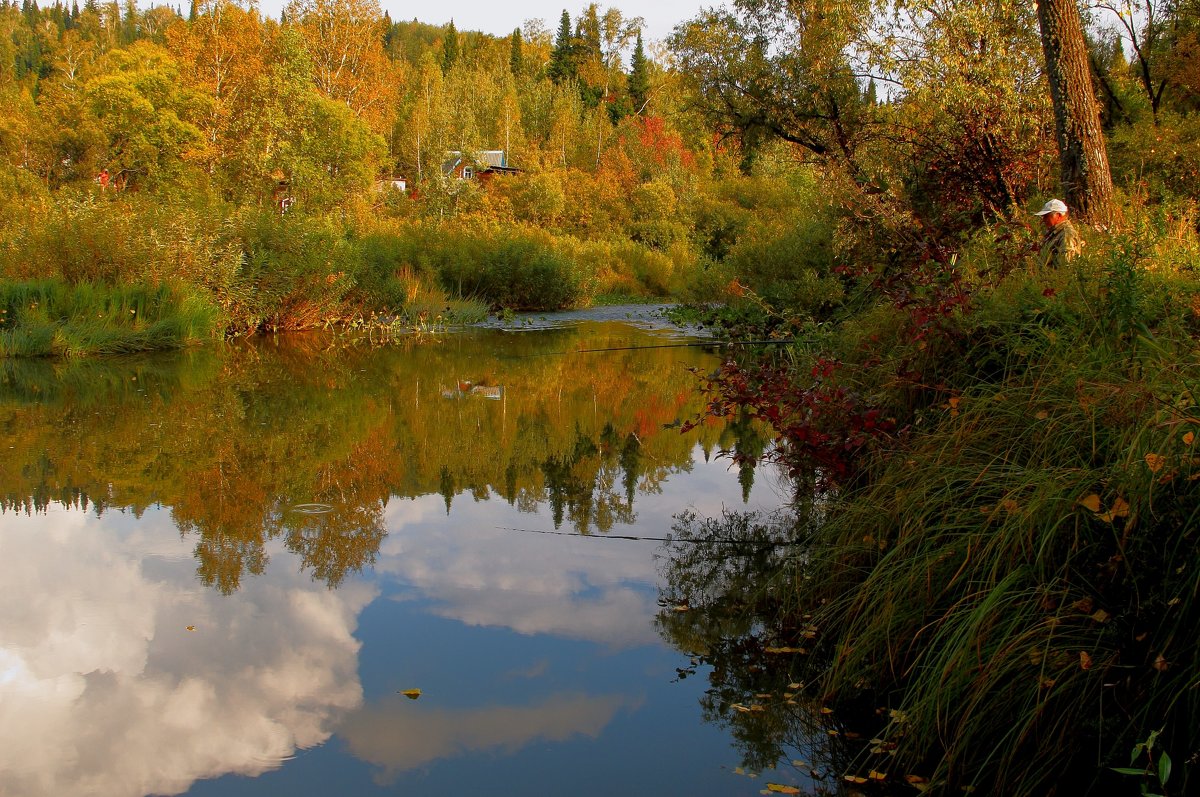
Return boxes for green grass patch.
[0,280,218,357]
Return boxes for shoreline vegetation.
[4,0,1200,793]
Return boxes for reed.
[0,280,217,357]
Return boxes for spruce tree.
[548,10,574,83]
[442,19,459,71]
[509,28,522,76]
[628,31,649,113]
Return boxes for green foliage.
[0,279,216,356]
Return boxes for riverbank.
[678,214,1200,795]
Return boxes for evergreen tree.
[441,19,458,71]
[628,31,649,113]
[121,0,136,43]
[509,27,522,76]
[187,0,194,22]
[865,76,878,106]
[548,10,574,83]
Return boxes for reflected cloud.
[341,692,642,783]
[0,507,376,797]
[379,496,664,647]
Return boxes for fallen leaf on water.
[766,784,802,794]
[400,689,422,699]
[904,775,930,785]
[843,774,868,784]
[820,706,834,714]
[787,682,801,690]
[764,646,806,654]
[869,770,888,781]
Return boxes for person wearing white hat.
[1034,198,1082,267]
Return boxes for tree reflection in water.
[655,507,865,794]
[0,324,737,594]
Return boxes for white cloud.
[340,691,642,783]
[0,507,376,797]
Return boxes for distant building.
[441,150,521,183]
[376,175,408,193]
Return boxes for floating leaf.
[788,682,802,690]
[869,770,888,781]
[904,775,930,785]
[843,774,868,784]
[820,706,834,714]
[400,689,422,699]
[766,784,801,794]
[764,646,806,654]
[1078,494,1102,513]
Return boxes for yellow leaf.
[401,689,421,699]
[787,683,802,690]
[1078,494,1102,513]
[1145,453,1167,473]
[1153,654,1170,672]
[843,775,869,784]
[904,775,930,785]
[1091,609,1111,623]
[869,770,888,781]
[1184,431,1195,445]
[1099,496,1130,523]
[766,784,802,794]
[764,646,805,654]
[1036,410,1049,420]
[185,625,196,632]
[820,706,834,714]
[1079,651,1093,670]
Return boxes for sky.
[261,0,713,44]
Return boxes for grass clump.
[0,280,217,357]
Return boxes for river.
[0,308,823,797]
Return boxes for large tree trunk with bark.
[1037,0,1116,226]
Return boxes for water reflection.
[654,508,856,794]
[0,323,754,594]
[0,321,787,797]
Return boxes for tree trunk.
[1036,0,1115,226]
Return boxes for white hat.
[1035,199,1068,216]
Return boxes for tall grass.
[0,280,217,357]
[772,226,1200,794]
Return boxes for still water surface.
[0,310,810,796]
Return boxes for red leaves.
[694,357,896,487]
